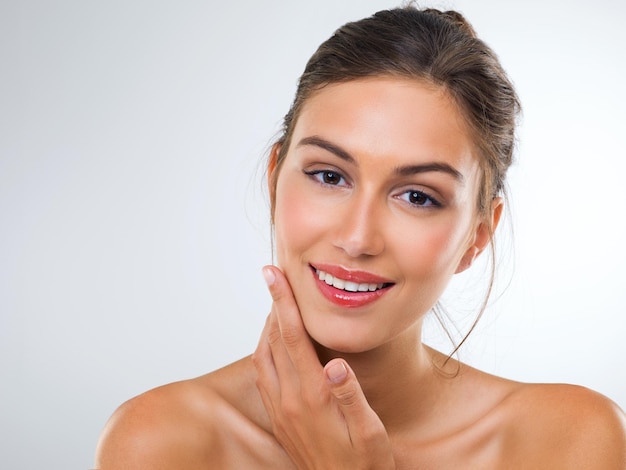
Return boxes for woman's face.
[272,77,490,353]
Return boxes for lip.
[310,263,394,309]
[312,263,394,285]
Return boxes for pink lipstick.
[310,263,393,308]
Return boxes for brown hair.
[269,6,521,357]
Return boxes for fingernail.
[326,361,348,384]
[262,266,275,287]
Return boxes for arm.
[505,383,626,469]
[549,386,626,469]
[253,265,396,470]
[94,383,218,470]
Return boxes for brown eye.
[409,191,428,205]
[322,171,341,185]
[304,169,347,187]
[403,190,440,208]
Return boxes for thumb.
[324,359,373,418]
[325,359,390,452]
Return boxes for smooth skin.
[95,78,626,469]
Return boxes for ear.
[455,198,503,274]
[267,143,281,204]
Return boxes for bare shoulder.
[94,356,273,470]
[500,382,626,469]
[94,376,220,469]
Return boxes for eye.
[304,169,346,186]
[400,190,441,208]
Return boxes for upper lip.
[311,263,394,285]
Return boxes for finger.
[262,265,321,378]
[253,313,271,358]
[252,315,280,409]
[324,359,386,445]
[253,315,278,386]
[266,308,300,387]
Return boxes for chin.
[301,314,386,356]
[313,338,370,355]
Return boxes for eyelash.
[304,169,347,187]
[303,169,442,208]
[398,190,441,208]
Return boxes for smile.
[310,264,393,308]
[315,269,385,292]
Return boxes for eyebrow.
[297,135,465,183]
[298,136,355,164]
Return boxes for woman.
[95,6,626,469]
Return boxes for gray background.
[1,0,625,468]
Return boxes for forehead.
[290,77,478,176]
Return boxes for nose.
[333,195,385,258]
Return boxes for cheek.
[392,215,473,281]
[273,178,321,266]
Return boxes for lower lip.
[313,272,390,308]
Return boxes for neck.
[314,325,452,433]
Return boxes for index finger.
[262,265,322,378]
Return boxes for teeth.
[316,269,384,292]
[344,281,358,292]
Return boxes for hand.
[252,265,396,470]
